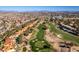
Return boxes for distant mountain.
[0,10,79,15]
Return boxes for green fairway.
[48,22,79,45]
[30,23,54,52]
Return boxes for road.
[9,20,38,39]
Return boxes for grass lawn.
[48,22,79,45]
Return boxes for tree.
[23,47,27,52]
[16,35,22,44]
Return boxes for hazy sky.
[0,6,79,12]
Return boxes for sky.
[0,6,79,12]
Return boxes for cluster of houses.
[58,23,79,36]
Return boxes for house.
[3,37,15,52]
